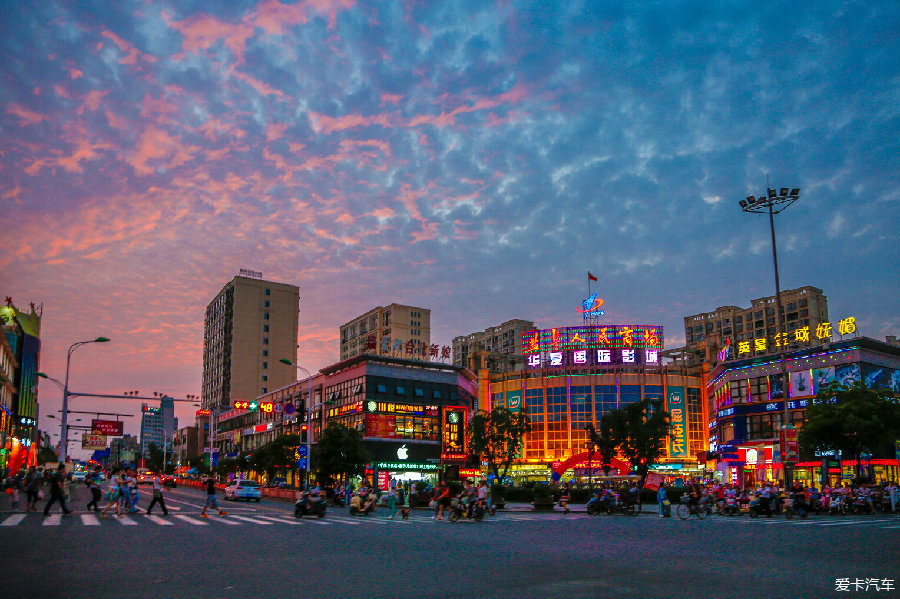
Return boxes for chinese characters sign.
[91,420,123,436]
[735,316,857,357]
[442,406,468,457]
[365,335,452,361]
[667,387,688,458]
[522,325,663,368]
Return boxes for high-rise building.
[0,301,41,473]
[202,275,299,411]
[681,286,829,367]
[452,319,535,371]
[139,397,177,458]
[339,304,430,361]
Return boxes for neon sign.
[577,292,606,320]
[736,316,856,356]
[523,325,663,369]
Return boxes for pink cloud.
[128,125,199,175]
[7,104,44,126]
[77,90,108,115]
[266,122,288,141]
[308,111,392,134]
[411,221,439,242]
[68,67,83,79]
[229,68,286,98]
[381,93,403,106]
[164,13,254,62]
[101,30,157,65]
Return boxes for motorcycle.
[348,493,375,516]
[789,492,809,519]
[294,492,327,518]
[748,492,765,518]
[722,496,740,516]
[850,496,873,515]
[830,495,850,516]
[448,496,484,522]
[586,494,604,516]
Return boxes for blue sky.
[2,1,898,449]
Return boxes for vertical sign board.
[506,391,523,413]
[442,407,468,455]
[667,387,688,458]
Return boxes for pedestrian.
[126,469,140,513]
[86,465,103,512]
[559,482,570,515]
[409,481,418,509]
[9,482,20,511]
[24,466,41,512]
[145,473,169,516]
[386,484,397,519]
[200,475,226,517]
[42,464,72,516]
[435,482,450,520]
[101,468,124,518]
[657,482,669,518]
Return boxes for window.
[799,299,808,307]
[396,386,405,395]
[263,325,269,332]
[377,384,387,393]
[800,309,808,317]
[265,289,270,296]
[262,350,268,357]
[264,300,270,308]
[264,312,270,320]
[261,387,267,394]
[262,375,267,382]
[735,315,743,324]
[414,388,424,397]
[730,379,749,404]
[620,385,641,404]
[263,338,269,345]
[749,377,767,402]
[432,390,441,399]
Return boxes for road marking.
[43,514,62,526]
[254,515,303,525]
[117,516,138,526]
[173,515,208,526]
[818,519,895,527]
[229,515,272,525]
[2,514,27,526]
[147,515,174,526]
[81,514,100,526]
[325,516,361,525]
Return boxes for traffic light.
[300,424,308,444]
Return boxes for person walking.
[86,465,103,512]
[559,482,571,515]
[386,484,397,520]
[101,468,123,518]
[409,481,418,509]
[24,467,41,512]
[42,464,72,516]
[657,482,669,517]
[145,473,169,516]
[200,475,227,518]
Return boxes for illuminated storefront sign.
[506,391,522,413]
[360,335,452,361]
[376,462,439,471]
[523,325,663,368]
[667,387,688,458]
[364,401,438,416]
[736,316,856,356]
[329,401,363,418]
[577,292,606,319]
[442,407,467,456]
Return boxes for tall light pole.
[280,358,320,488]
[739,186,800,489]
[45,338,110,462]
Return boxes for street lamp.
[280,358,325,488]
[53,337,111,462]
[739,186,800,489]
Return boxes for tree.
[613,399,670,481]
[37,445,58,464]
[586,409,622,476]
[469,406,531,484]
[146,442,164,473]
[799,381,900,479]
[250,435,304,483]
[311,422,369,487]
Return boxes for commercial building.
[339,304,431,362]
[201,274,299,411]
[171,425,199,471]
[480,323,707,482]
[708,334,900,488]
[215,353,476,487]
[452,319,535,372]
[139,397,177,458]
[109,434,141,466]
[682,286,829,368]
[0,301,41,475]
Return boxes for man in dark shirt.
[43,464,72,516]
[200,476,227,518]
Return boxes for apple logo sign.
[397,444,409,460]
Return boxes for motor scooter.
[723,496,740,516]
[348,493,375,516]
[586,494,604,516]
[294,492,327,518]
[448,496,484,522]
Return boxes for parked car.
[224,480,261,502]
[162,474,177,488]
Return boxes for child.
[10,485,20,511]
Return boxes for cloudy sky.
[2,1,898,453]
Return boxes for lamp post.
[280,358,319,488]
[739,186,800,489]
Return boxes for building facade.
[215,354,476,487]
[707,336,900,488]
[339,304,431,362]
[479,323,706,482]
[0,302,41,475]
[171,425,199,471]
[202,275,299,411]
[109,434,141,466]
[139,398,177,458]
[452,319,535,371]
[682,286,829,368]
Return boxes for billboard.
[506,390,523,413]
[91,420,124,436]
[81,433,107,449]
[667,387,688,458]
[441,406,468,459]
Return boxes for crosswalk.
[2,511,897,530]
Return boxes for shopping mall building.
[708,335,900,488]
[478,324,707,482]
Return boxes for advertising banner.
[442,406,467,455]
[779,428,799,463]
[91,420,124,436]
[667,387,688,458]
[643,471,664,491]
[81,433,107,449]
[506,390,523,413]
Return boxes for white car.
[71,471,87,482]
[224,480,261,502]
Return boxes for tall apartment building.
[339,304,430,361]
[683,286,829,364]
[139,397,177,458]
[202,275,299,411]
[452,319,536,371]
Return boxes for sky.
[2,1,898,458]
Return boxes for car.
[137,471,156,485]
[224,480,261,502]
[162,474,177,488]
[70,471,87,483]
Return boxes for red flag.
[588,272,598,281]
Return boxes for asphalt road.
[2,485,898,599]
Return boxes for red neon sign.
[233,401,250,410]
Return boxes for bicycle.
[677,496,707,520]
